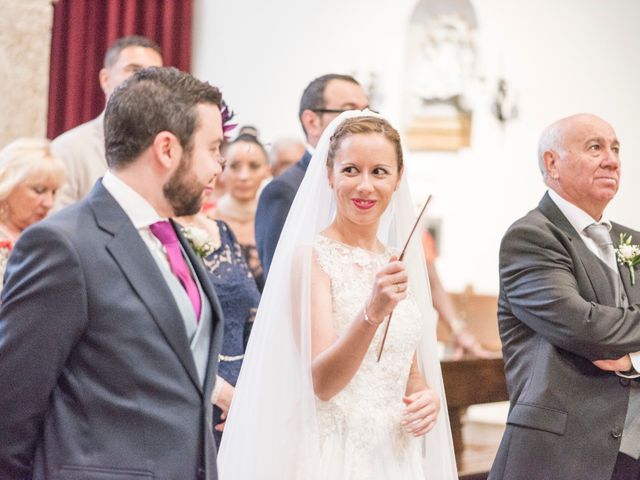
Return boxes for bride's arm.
[402,354,440,436]
[310,254,408,401]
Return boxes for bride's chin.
[339,215,380,229]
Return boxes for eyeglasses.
[311,108,350,115]
[311,107,377,115]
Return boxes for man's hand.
[593,355,632,372]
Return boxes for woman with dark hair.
[213,132,270,290]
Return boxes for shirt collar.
[102,170,165,229]
[547,189,612,234]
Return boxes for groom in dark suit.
[0,67,225,479]
[490,114,640,480]
[255,73,368,276]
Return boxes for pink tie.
[150,221,202,321]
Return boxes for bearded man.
[0,67,226,480]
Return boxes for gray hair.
[537,120,566,179]
[0,138,66,201]
[268,138,305,166]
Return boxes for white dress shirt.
[548,189,640,375]
[102,170,172,272]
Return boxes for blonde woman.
[0,138,65,287]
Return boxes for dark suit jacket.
[489,193,640,480]
[255,150,312,277]
[0,182,224,480]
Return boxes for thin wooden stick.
[376,195,432,362]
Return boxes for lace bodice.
[313,235,423,473]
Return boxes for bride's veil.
[218,110,458,479]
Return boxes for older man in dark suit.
[255,73,369,276]
[490,114,640,480]
[0,67,225,479]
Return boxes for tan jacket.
[51,113,106,210]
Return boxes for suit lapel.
[538,193,617,306]
[88,183,203,394]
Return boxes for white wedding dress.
[218,111,457,480]
[314,235,426,480]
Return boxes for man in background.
[255,73,368,276]
[52,35,163,209]
[268,137,305,177]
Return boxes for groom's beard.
[163,151,206,217]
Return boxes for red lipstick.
[352,198,376,210]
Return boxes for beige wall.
[0,0,53,149]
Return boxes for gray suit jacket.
[489,193,640,480]
[0,181,224,480]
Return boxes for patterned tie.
[150,221,201,321]
[584,223,617,270]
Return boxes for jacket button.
[611,429,623,439]
[620,377,631,387]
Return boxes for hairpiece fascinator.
[220,100,237,140]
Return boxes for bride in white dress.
[218,111,457,480]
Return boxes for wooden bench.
[437,287,508,479]
[441,357,508,478]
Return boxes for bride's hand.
[366,256,408,323]
[213,378,234,432]
[401,387,440,437]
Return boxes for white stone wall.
[0,0,53,149]
[192,0,640,294]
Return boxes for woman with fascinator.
[219,111,457,480]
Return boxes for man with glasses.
[255,74,369,276]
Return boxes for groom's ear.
[152,131,181,170]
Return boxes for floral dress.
[202,221,261,445]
